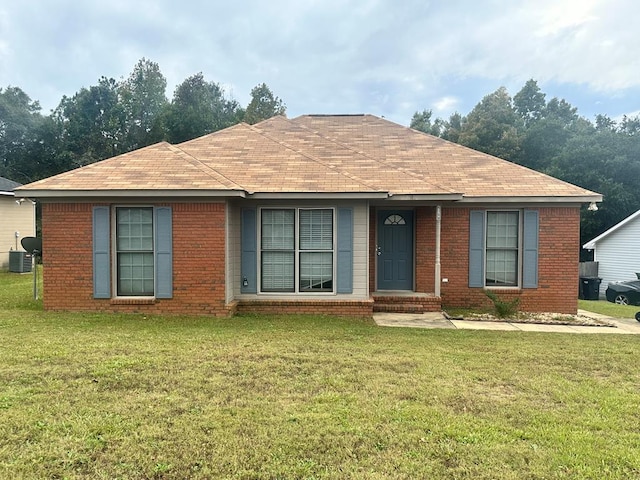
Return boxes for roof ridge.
[292,116,459,195]
[166,143,246,191]
[246,118,385,193]
[177,122,250,145]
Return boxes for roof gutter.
[247,192,390,200]
[461,195,603,203]
[386,193,464,201]
[13,189,249,198]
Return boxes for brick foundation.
[235,298,374,318]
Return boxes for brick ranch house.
[16,114,601,316]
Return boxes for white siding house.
[0,176,37,270]
[583,209,640,297]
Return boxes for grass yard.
[579,299,640,318]
[1,272,639,479]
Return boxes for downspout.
[435,205,441,297]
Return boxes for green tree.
[513,79,546,127]
[457,86,522,161]
[243,83,286,125]
[595,114,616,132]
[119,58,168,150]
[441,112,462,143]
[410,109,445,136]
[166,73,243,144]
[0,87,44,183]
[57,76,126,167]
[620,114,640,135]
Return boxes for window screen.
[116,207,154,295]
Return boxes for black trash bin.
[580,277,602,300]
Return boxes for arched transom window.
[384,214,406,225]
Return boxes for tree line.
[410,80,640,251]
[0,58,285,185]
[2,62,637,249]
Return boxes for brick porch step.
[372,292,441,314]
[373,302,425,313]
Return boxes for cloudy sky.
[1,0,639,125]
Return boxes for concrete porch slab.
[448,319,521,331]
[373,312,454,329]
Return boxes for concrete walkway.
[373,310,640,334]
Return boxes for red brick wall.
[439,206,581,314]
[368,205,581,314]
[415,206,436,293]
[41,203,94,311]
[42,202,580,317]
[41,202,229,316]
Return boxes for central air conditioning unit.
[9,251,32,273]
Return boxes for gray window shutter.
[337,208,353,293]
[522,210,539,288]
[469,210,485,288]
[154,207,173,298]
[93,206,111,298]
[241,208,257,293]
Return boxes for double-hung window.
[116,207,154,296]
[260,208,334,293]
[485,211,519,287]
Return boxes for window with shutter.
[116,207,155,296]
[469,210,538,289]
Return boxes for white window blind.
[486,211,519,286]
[260,208,334,293]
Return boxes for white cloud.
[0,0,638,123]
[433,96,460,115]
[613,110,640,122]
[533,0,600,37]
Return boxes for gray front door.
[377,210,414,290]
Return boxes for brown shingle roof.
[293,114,597,199]
[18,114,600,201]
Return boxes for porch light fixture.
[587,202,598,212]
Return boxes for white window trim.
[484,209,523,289]
[111,205,156,299]
[258,206,337,295]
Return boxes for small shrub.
[483,289,520,318]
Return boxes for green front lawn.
[579,299,639,318]
[1,272,639,479]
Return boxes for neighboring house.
[583,209,640,297]
[16,114,601,316]
[0,176,36,270]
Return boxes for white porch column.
[435,205,442,297]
